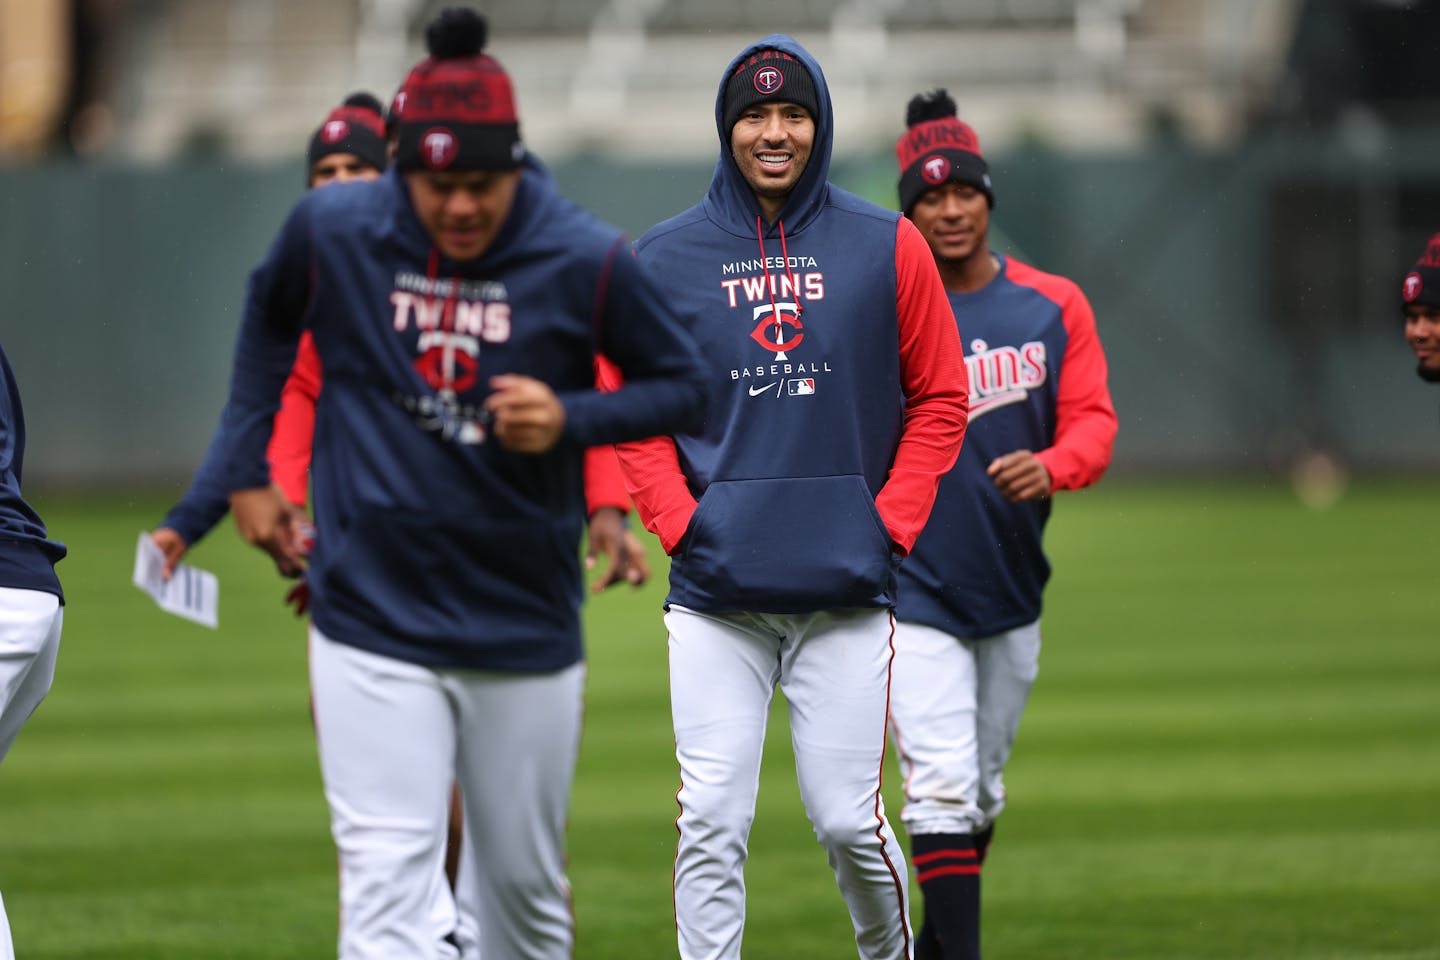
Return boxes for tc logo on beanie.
[922,155,951,185]
[1404,273,1424,303]
[421,129,459,169]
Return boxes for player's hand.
[284,579,311,617]
[586,506,649,591]
[987,450,1053,503]
[150,527,190,580]
[230,485,308,578]
[485,375,565,453]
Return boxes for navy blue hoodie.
[1,342,65,601]
[617,35,968,614]
[210,158,705,670]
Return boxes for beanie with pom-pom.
[391,7,524,172]
[307,91,388,177]
[895,89,993,213]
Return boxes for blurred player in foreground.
[1401,231,1440,383]
[0,339,67,960]
[152,89,495,957]
[886,90,1117,960]
[199,8,705,958]
[610,34,969,960]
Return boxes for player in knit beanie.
[895,89,994,214]
[200,8,706,960]
[1401,231,1440,382]
[306,92,388,186]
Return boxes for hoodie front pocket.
[675,474,896,613]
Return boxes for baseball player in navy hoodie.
[608,35,969,960]
[887,90,1118,960]
[194,9,706,959]
[1,339,67,960]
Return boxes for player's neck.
[938,247,999,294]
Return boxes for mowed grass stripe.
[1,483,1436,958]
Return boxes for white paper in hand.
[132,532,220,629]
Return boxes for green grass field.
[2,480,1438,959]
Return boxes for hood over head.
[703,34,833,236]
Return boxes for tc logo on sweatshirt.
[750,301,804,359]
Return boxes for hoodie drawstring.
[755,215,806,354]
[424,246,462,394]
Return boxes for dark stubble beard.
[1416,362,1440,383]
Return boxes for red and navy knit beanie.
[307,92,387,174]
[722,47,820,136]
[895,89,994,213]
[392,7,523,172]
[1401,232,1440,309]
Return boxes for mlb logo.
[788,379,815,396]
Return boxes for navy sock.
[911,832,981,960]
[974,824,995,865]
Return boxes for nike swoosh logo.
[748,382,779,396]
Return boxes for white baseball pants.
[0,586,63,960]
[309,626,584,960]
[665,605,912,960]
[888,620,1042,837]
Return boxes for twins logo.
[421,127,458,169]
[390,274,515,443]
[321,120,349,144]
[966,337,1048,419]
[922,154,951,185]
[750,301,804,360]
[413,333,481,394]
[1403,271,1424,304]
[754,66,784,95]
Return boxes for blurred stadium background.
[2,0,1440,490]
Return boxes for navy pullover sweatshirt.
[208,158,706,671]
[1,342,65,601]
[615,35,969,614]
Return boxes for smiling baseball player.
[609,34,970,960]
[887,90,1117,960]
